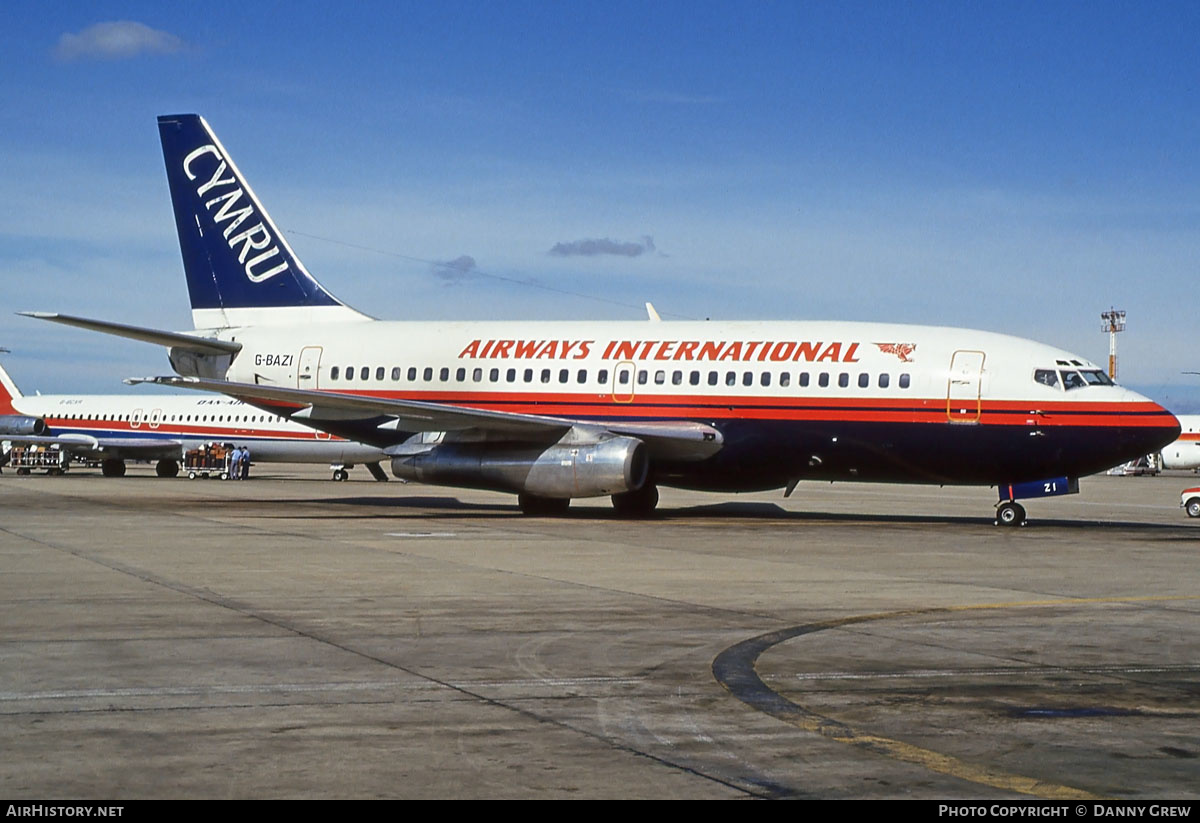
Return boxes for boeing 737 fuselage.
[22,114,1180,524]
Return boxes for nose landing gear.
[995,500,1027,527]
[995,476,1078,527]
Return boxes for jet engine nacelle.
[391,435,648,498]
[0,415,48,436]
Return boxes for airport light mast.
[1101,308,1126,380]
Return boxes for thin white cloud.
[53,21,186,62]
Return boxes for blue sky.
[3,2,1198,409]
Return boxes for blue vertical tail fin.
[157,114,370,329]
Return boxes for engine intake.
[0,415,47,436]
[391,434,648,498]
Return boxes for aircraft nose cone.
[1121,393,1180,456]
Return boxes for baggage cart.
[184,442,233,480]
[7,444,69,475]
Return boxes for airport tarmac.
[0,466,1196,799]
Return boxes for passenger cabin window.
[408,367,417,381]
[376,367,385,381]
[331,367,340,380]
[899,373,911,389]
[361,367,370,380]
[391,367,401,381]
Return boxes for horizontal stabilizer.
[18,313,241,355]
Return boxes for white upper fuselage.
[206,318,1150,414]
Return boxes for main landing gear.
[101,459,126,478]
[517,494,571,516]
[611,483,659,518]
[156,459,179,478]
[515,484,661,518]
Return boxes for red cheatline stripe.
[50,392,1174,433]
[260,389,1174,428]
[307,387,1170,414]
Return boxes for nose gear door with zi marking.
[947,350,985,423]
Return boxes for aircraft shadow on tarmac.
[245,494,1200,533]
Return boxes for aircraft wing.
[2,433,184,461]
[128,376,723,461]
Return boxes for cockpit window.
[1081,370,1113,386]
[1034,369,1059,388]
[1037,366,1115,390]
[1061,371,1086,391]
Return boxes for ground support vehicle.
[1182,487,1200,518]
